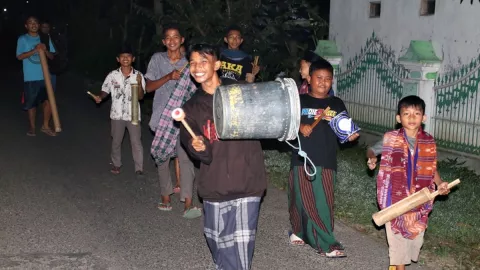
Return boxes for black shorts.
[22,80,47,110]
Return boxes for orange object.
[39,50,61,132]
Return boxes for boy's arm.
[16,37,37,61]
[244,56,255,83]
[179,111,213,164]
[45,38,56,60]
[433,170,450,195]
[367,139,383,158]
[93,74,113,102]
[144,55,178,93]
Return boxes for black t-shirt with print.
[291,95,348,171]
[219,55,252,82]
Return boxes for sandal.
[157,203,172,211]
[110,166,121,175]
[40,127,56,137]
[324,250,346,258]
[288,231,305,246]
[183,207,202,219]
[26,130,36,137]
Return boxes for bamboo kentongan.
[38,49,61,132]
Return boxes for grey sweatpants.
[157,139,195,201]
[111,119,143,171]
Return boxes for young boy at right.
[367,95,451,270]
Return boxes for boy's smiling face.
[396,106,426,133]
[307,69,333,98]
[163,29,184,52]
[189,51,221,84]
[224,30,243,50]
[116,53,135,68]
[25,17,39,34]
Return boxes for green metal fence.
[434,56,480,155]
[336,33,409,134]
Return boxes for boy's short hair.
[397,95,426,115]
[189,44,219,60]
[118,43,134,56]
[309,59,334,76]
[302,50,325,64]
[25,15,39,24]
[162,23,183,37]
[225,25,242,37]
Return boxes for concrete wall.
[329,0,480,72]
[330,0,480,172]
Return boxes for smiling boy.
[180,44,267,270]
[91,44,145,175]
[145,24,199,218]
[219,25,259,83]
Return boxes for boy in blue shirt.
[16,16,56,137]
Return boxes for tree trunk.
[137,25,146,70]
[153,0,164,35]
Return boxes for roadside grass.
[264,144,480,269]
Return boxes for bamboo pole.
[39,50,61,132]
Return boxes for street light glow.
[3,8,6,12]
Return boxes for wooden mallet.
[372,179,461,226]
[171,108,197,138]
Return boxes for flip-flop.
[26,131,36,137]
[324,250,347,258]
[157,203,172,211]
[110,166,121,175]
[183,207,202,219]
[288,231,305,246]
[40,127,56,136]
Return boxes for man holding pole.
[16,16,57,137]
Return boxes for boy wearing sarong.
[180,44,267,270]
[367,95,450,270]
[289,59,359,258]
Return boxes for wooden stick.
[39,50,61,132]
[86,91,97,99]
[311,106,330,129]
[372,179,460,226]
[254,56,259,66]
[171,108,197,138]
[178,62,189,73]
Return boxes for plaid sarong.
[150,65,197,165]
[203,197,261,270]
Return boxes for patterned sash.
[377,128,437,239]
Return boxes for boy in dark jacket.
[180,44,267,270]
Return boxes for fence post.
[314,40,343,95]
[399,41,442,135]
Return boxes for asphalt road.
[0,68,430,270]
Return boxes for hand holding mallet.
[172,108,206,152]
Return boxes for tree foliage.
[66,0,329,81]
